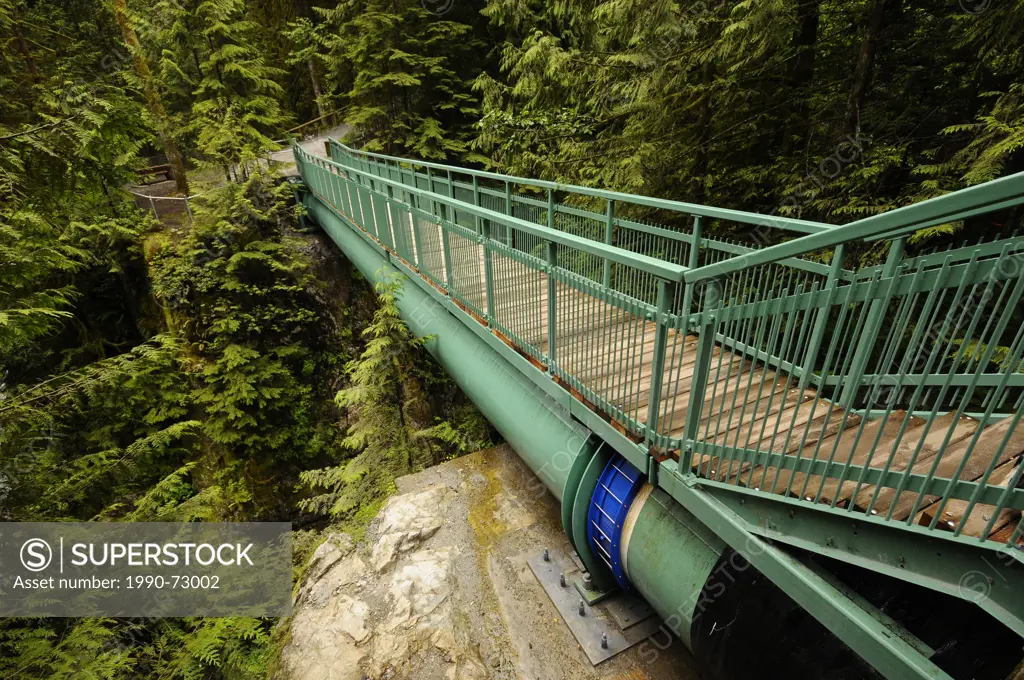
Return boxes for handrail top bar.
[295,144,689,282]
[328,138,836,235]
[685,171,1024,283]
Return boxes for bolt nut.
[559,572,567,588]
[601,632,608,649]
[542,548,549,562]
[578,599,586,617]
[582,573,593,589]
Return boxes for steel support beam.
[658,469,955,680]
[680,476,1024,637]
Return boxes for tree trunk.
[791,0,821,90]
[14,24,40,82]
[307,58,328,124]
[843,0,895,137]
[693,66,715,204]
[112,0,190,195]
[295,0,328,125]
[781,0,821,154]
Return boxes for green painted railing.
[295,140,1024,553]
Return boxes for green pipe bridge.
[292,139,1024,680]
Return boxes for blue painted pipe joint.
[587,454,645,589]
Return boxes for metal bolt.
[559,572,566,587]
[542,548,549,562]
[582,573,593,589]
[578,599,585,617]
[601,632,608,649]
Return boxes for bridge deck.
[484,266,1023,545]
[305,155,1022,549]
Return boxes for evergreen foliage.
[300,272,488,517]
[473,0,1024,251]
[191,0,292,173]
[315,0,487,159]
[3,0,1023,677]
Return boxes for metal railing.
[128,190,199,227]
[295,140,1024,552]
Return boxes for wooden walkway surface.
[478,264,1024,545]
[376,201,1024,546]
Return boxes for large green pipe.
[621,485,725,649]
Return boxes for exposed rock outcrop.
[276,446,698,680]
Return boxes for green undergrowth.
[0,169,495,679]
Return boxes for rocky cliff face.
[277,458,500,680]
[276,445,699,680]
[279,483,481,680]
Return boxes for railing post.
[679,292,720,474]
[426,167,434,212]
[799,244,846,387]
[354,172,366,226]
[681,215,702,327]
[443,170,455,223]
[384,182,396,252]
[603,199,614,287]
[504,181,513,247]
[840,237,905,407]
[546,189,557,367]
[441,218,453,289]
[482,220,495,322]
[644,279,676,448]
[473,175,481,235]
[546,240,557,372]
[410,201,424,269]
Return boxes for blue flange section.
[587,454,645,590]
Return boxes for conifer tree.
[300,273,431,517]
[285,17,331,125]
[112,0,190,194]
[191,0,290,177]
[316,0,485,160]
